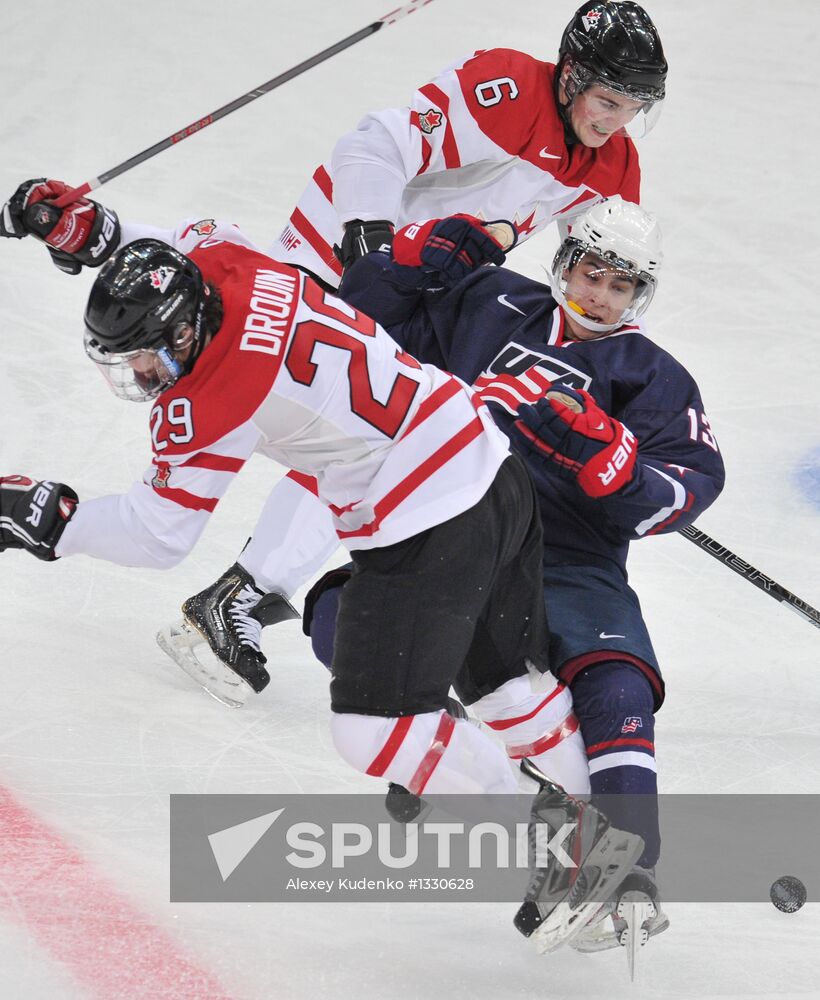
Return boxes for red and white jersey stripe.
[59,221,509,567]
[269,49,640,286]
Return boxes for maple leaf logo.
[152,462,172,488]
[148,266,176,292]
[514,210,538,238]
[192,219,217,237]
[418,109,443,134]
[582,10,602,31]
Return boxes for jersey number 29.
[286,282,420,438]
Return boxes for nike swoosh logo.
[538,147,562,160]
[599,632,626,639]
[497,294,526,315]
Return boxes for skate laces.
[228,585,264,652]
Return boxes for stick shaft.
[54,0,435,207]
[680,524,820,629]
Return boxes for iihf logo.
[149,266,176,292]
[621,717,643,734]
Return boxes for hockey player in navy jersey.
[156,0,669,695]
[301,198,726,955]
[142,0,671,710]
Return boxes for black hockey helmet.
[559,2,667,103]
[84,239,208,401]
[84,239,205,354]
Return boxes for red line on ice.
[0,785,234,999]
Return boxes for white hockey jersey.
[269,48,641,286]
[57,220,510,568]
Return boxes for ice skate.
[616,868,668,979]
[571,866,669,977]
[513,759,645,954]
[156,563,298,707]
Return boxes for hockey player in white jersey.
[0,1,668,708]
[270,1,667,287]
[0,211,649,952]
[155,0,669,698]
[174,0,669,694]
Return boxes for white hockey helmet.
[550,196,663,334]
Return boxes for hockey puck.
[769,876,807,913]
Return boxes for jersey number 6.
[474,77,519,107]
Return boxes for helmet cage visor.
[565,60,664,138]
[550,240,656,333]
[84,322,191,402]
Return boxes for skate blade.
[617,892,657,981]
[156,619,254,709]
[531,900,603,954]
[567,904,616,953]
[574,902,669,954]
[531,829,645,954]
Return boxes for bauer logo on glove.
[514,385,637,497]
[0,475,78,560]
[0,177,120,275]
[392,213,515,284]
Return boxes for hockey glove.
[0,178,120,274]
[335,219,395,270]
[392,214,514,284]
[514,386,637,498]
[0,475,78,560]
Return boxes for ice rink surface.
[1,1,819,997]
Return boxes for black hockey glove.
[0,178,120,275]
[335,219,395,270]
[0,475,78,560]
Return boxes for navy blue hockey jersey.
[339,255,726,577]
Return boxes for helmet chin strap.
[177,294,210,377]
[554,60,582,145]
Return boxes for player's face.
[562,254,639,340]
[125,349,179,395]
[128,325,196,388]
[569,85,644,148]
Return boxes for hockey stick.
[53,0,436,208]
[680,524,820,630]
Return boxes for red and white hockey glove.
[514,386,637,498]
[0,475,78,560]
[392,214,514,284]
[0,178,120,274]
